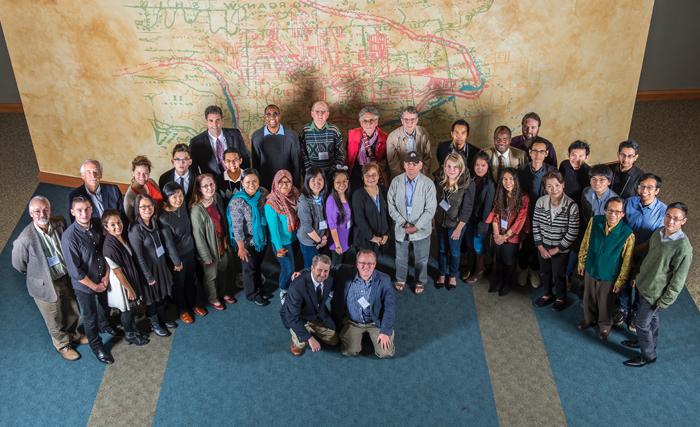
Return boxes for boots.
[149,315,171,337]
[125,331,149,346]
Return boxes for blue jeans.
[276,243,295,291]
[299,243,318,269]
[635,297,660,360]
[618,282,638,315]
[437,225,465,278]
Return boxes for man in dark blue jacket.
[280,255,337,356]
[332,249,396,358]
[68,159,126,226]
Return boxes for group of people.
[12,104,692,367]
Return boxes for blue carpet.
[154,276,498,426]
[0,184,110,426]
[533,289,700,427]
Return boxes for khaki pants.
[340,319,395,358]
[33,275,81,350]
[583,274,615,329]
[290,320,339,349]
[202,250,233,304]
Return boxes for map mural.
[0,0,653,183]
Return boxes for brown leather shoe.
[72,334,89,345]
[58,345,81,361]
[290,340,305,356]
[577,320,593,330]
[193,306,208,317]
[179,312,194,324]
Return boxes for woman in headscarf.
[264,169,300,302]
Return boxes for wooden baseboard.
[636,89,700,102]
[38,171,129,193]
[0,103,23,113]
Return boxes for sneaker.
[529,269,541,288]
[279,290,287,304]
[613,310,627,327]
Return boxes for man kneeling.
[280,255,338,356]
[332,249,395,358]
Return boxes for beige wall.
[0,0,653,183]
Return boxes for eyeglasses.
[605,208,624,215]
[201,183,216,189]
[638,185,657,191]
[173,157,190,162]
[619,153,637,159]
[357,261,376,267]
[530,149,547,155]
[665,214,686,223]
[264,112,280,117]
[139,205,154,210]
[361,118,378,124]
[401,117,418,123]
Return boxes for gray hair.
[80,159,102,175]
[311,254,332,268]
[358,106,380,120]
[28,195,50,210]
[400,106,418,119]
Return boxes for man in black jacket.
[611,140,644,199]
[436,119,480,174]
[189,105,250,175]
[158,143,197,206]
[280,254,337,356]
[68,159,125,226]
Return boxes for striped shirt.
[300,122,344,171]
[532,194,579,252]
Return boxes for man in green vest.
[577,197,635,340]
[622,202,693,367]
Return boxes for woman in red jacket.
[486,167,530,296]
[346,106,389,194]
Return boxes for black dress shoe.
[100,326,124,337]
[93,347,114,364]
[533,296,554,307]
[623,355,656,367]
[164,320,178,329]
[621,339,640,349]
[551,299,567,312]
[254,294,270,306]
[498,287,511,296]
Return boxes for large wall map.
[0,0,653,183]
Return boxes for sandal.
[446,277,457,290]
[394,282,406,292]
[435,276,446,289]
[466,271,483,284]
[414,283,425,295]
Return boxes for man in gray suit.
[12,196,87,361]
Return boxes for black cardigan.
[351,187,390,250]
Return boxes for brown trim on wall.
[636,89,700,102]
[38,171,129,193]
[0,103,23,113]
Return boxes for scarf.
[266,170,300,232]
[231,188,267,252]
[358,130,378,166]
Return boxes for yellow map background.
[0,0,653,183]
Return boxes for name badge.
[500,218,508,231]
[155,245,165,258]
[439,199,451,211]
[318,151,329,160]
[319,220,328,230]
[358,296,370,309]
[47,255,61,267]
[346,220,352,229]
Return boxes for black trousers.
[493,242,518,291]
[172,250,198,313]
[241,246,265,300]
[120,309,137,333]
[537,251,568,299]
[75,290,111,350]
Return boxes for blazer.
[68,183,125,224]
[280,269,336,341]
[331,266,395,336]
[351,187,390,250]
[11,218,67,302]
[158,167,197,205]
[189,128,250,175]
[190,195,229,264]
[387,172,437,242]
[386,125,433,179]
[483,146,527,180]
